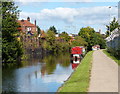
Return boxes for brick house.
[17,17,37,35]
[17,17,39,51]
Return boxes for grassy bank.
[103,49,120,65]
[58,51,93,92]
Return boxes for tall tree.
[49,26,57,34]
[92,33,106,49]
[37,26,41,35]
[106,17,119,37]
[78,26,95,51]
[2,2,23,63]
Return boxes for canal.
[2,53,74,92]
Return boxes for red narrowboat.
[71,46,83,55]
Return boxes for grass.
[103,49,120,65]
[58,51,93,92]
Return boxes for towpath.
[89,50,118,92]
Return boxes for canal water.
[2,53,75,92]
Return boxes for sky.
[15,0,119,34]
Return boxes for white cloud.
[19,6,118,25]
[42,74,70,83]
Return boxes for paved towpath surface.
[89,50,118,92]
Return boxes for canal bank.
[58,51,93,92]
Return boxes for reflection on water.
[2,53,73,92]
[70,54,81,69]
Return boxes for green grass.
[103,50,120,65]
[58,51,93,92]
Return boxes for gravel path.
[89,50,118,92]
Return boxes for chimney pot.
[27,17,30,21]
[35,20,36,26]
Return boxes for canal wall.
[57,51,93,92]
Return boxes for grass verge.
[57,51,93,92]
[103,49,120,65]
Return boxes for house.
[92,45,100,50]
[105,28,120,50]
[96,29,101,34]
[69,34,78,43]
[17,17,37,35]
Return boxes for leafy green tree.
[49,26,57,34]
[60,32,70,42]
[42,30,71,52]
[43,30,56,51]
[106,17,119,37]
[78,26,95,51]
[2,2,23,63]
[46,30,56,44]
[92,33,106,49]
[37,26,41,35]
[72,36,88,47]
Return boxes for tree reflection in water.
[2,52,73,92]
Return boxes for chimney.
[27,17,30,21]
[35,20,36,26]
[21,19,24,22]
[99,29,101,34]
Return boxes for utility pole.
[108,6,117,49]
[108,6,117,35]
[109,6,111,36]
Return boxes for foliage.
[43,30,56,51]
[60,32,70,42]
[2,2,23,63]
[78,26,95,51]
[92,33,106,49]
[103,49,120,65]
[71,36,88,47]
[106,17,119,37]
[48,26,57,34]
[37,25,41,35]
[42,30,71,53]
[78,26,106,50]
[2,39,23,63]
[46,30,56,43]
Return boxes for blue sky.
[15,0,119,34]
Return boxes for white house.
[105,28,120,50]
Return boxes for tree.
[78,26,95,51]
[106,17,119,37]
[49,26,57,34]
[46,30,56,44]
[92,33,106,49]
[43,30,56,51]
[37,26,41,35]
[60,32,70,42]
[2,2,23,63]
[72,36,88,47]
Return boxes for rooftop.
[18,20,36,27]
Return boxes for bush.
[107,47,120,59]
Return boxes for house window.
[36,28,38,31]
[27,27,31,31]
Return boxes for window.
[27,27,31,31]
